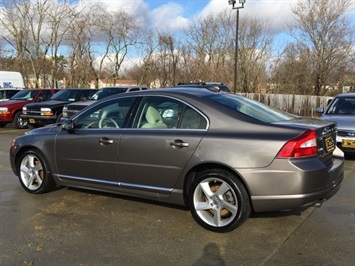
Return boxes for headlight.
[40,108,54,116]
[0,107,9,114]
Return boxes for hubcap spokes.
[194,178,238,227]
[20,155,43,190]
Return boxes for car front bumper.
[20,114,58,127]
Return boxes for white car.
[317,93,355,155]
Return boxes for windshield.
[90,88,127,100]
[210,94,296,123]
[50,89,81,101]
[10,90,37,101]
[326,96,355,115]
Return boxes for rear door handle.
[170,140,189,148]
[99,137,114,145]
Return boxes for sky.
[73,0,354,71]
[76,0,354,35]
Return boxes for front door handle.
[99,137,114,145]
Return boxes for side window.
[80,90,96,101]
[36,90,53,102]
[180,106,207,129]
[75,97,136,129]
[134,96,184,129]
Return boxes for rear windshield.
[210,94,295,123]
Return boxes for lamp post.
[228,0,245,93]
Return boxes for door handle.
[170,140,189,148]
[99,137,114,145]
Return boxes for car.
[316,93,355,155]
[21,88,98,129]
[0,88,23,101]
[175,82,231,92]
[62,86,149,119]
[10,87,344,232]
[0,88,59,129]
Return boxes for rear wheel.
[188,169,251,232]
[13,112,28,129]
[17,149,56,194]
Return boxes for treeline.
[0,0,354,95]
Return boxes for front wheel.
[14,112,28,129]
[17,149,56,194]
[188,169,251,232]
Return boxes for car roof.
[335,93,355,98]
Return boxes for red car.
[0,88,58,129]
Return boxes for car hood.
[25,100,70,108]
[0,99,30,107]
[320,115,355,130]
[67,100,94,107]
[25,123,61,135]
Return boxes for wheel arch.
[182,163,252,209]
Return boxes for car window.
[75,97,136,129]
[80,90,97,100]
[51,89,82,101]
[36,90,54,102]
[134,96,207,130]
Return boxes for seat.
[141,106,167,128]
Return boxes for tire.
[0,122,7,127]
[13,112,28,129]
[188,169,251,232]
[17,149,56,194]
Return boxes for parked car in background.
[21,88,98,129]
[0,88,23,101]
[317,93,355,155]
[0,89,58,129]
[175,82,231,92]
[62,86,148,119]
[10,87,343,232]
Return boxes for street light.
[228,0,245,93]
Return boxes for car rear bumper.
[239,149,344,212]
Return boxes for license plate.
[342,139,355,149]
[324,136,335,153]
[29,118,35,124]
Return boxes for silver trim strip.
[58,174,173,194]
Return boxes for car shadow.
[66,187,315,219]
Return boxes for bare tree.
[290,0,353,95]
[238,16,273,92]
[0,0,29,79]
[184,10,235,83]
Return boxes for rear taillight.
[277,130,318,158]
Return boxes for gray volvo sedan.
[10,87,344,232]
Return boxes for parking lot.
[1,126,354,266]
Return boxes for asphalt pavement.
[1,126,354,266]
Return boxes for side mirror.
[316,107,324,114]
[62,119,75,133]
